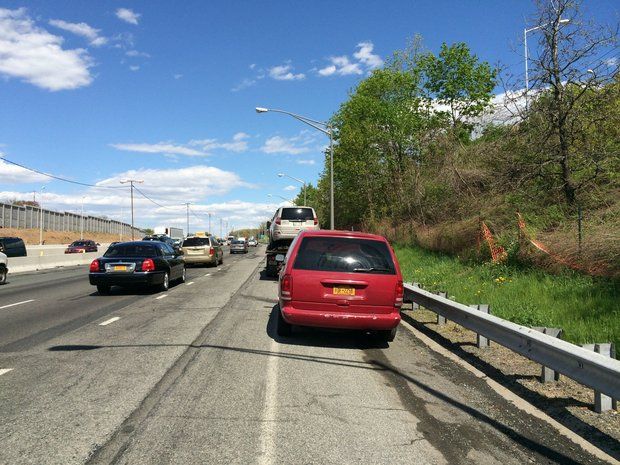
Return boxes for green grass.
[395,245,620,350]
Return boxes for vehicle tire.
[179,267,186,283]
[276,307,292,337]
[97,284,111,295]
[159,272,170,292]
[219,255,224,265]
[376,327,397,343]
[0,268,7,285]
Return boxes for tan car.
[181,236,223,266]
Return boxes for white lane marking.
[156,294,168,300]
[0,299,35,310]
[258,337,279,465]
[99,317,120,326]
[0,368,13,376]
[186,281,195,286]
[204,273,212,277]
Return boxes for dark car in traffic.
[65,240,98,254]
[89,241,185,294]
[0,237,27,257]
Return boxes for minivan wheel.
[0,268,7,284]
[97,284,111,295]
[376,327,397,343]
[179,267,186,283]
[276,308,292,337]
[160,272,170,291]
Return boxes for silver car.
[230,239,248,254]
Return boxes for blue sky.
[0,1,617,232]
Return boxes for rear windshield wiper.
[352,267,391,273]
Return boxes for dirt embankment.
[0,228,131,245]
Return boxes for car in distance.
[0,237,27,257]
[247,238,258,247]
[230,239,248,254]
[268,206,319,247]
[89,241,185,294]
[0,251,8,284]
[65,240,98,254]
[181,236,223,266]
[276,230,403,343]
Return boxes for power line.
[1,157,128,189]
[133,186,181,210]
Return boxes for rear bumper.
[89,271,165,287]
[183,254,217,264]
[280,303,400,330]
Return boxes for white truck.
[154,226,184,241]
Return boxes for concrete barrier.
[9,246,110,273]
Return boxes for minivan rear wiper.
[352,267,390,273]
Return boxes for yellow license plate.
[333,286,355,296]
[114,265,127,271]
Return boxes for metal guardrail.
[404,284,620,400]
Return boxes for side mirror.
[275,254,285,263]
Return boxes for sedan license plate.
[333,286,355,296]
[113,265,128,271]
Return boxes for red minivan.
[276,230,403,343]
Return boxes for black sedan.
[89,241,185,294]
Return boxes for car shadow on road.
[258,270,278,282]
[266,304,389,350]
[47,337,594,464]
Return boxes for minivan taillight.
[275,217,281,225]
[89,260,100,272]
[395,280,404,307]
[209,247,214,256]
[142,258,155,271]
[313,217,318,225]
[281,274,292,301]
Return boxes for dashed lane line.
[204,273,212,277]
[156,294,168,300]
[0,368,13,377]
[0,299,35,310]
[99,317,120,326]
[186,281,195,286]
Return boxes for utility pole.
[120,179,143,240]
[208,212,212,235]
[39,186,46,245]
[219,217,223,238]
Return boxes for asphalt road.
[0,245,610,465]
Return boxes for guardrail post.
[533,327,563,382]
[412,282,421,309]
[582,343,617,413]
[469,304,491,348]
[436,291,447,325]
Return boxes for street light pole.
[208,212,212,235]
[268,193,295,204]
[80,196,85,240]
[120,179,144,240]
[39,186,46,245]
[277,173,307,205]
[256,107,334,229]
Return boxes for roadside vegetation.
[395,245,620,349]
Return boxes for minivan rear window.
[280,208,314,221]
[183,237,210,247]
[104,244,160,258]
[293,237,396,274]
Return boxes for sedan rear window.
[281,208,314,221]
[104,244,160,258]
[183,237,210,247]
[231,240,245,245]
[293,237,395,274]
[71,241,88,246]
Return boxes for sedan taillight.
[280,275,292,301]
[89,260,100,272]
[395,280,404,307]
[313,217,318,225]
[142,258,155,271]
[209,247,214,256]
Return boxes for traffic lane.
[0,250,264,465]
[0,251,249,352]
[104,268,607,465]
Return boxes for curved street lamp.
[277,172,306,205]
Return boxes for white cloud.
[126,49,150,57]
[173,73,183,79]
[48,19,107,47]
[269,64,305,81]
[129,65,140,72]
[115,8,140,25]
[0,157,48,183]
[112,133,250,157]
[283,185,297,191]
[353,41,383,69]
[261,135,312,155]
[111,142,205,157]
[297,159,316,165]
[318,41,382,78]
[231,77,257,92]
[0,8,93,91]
